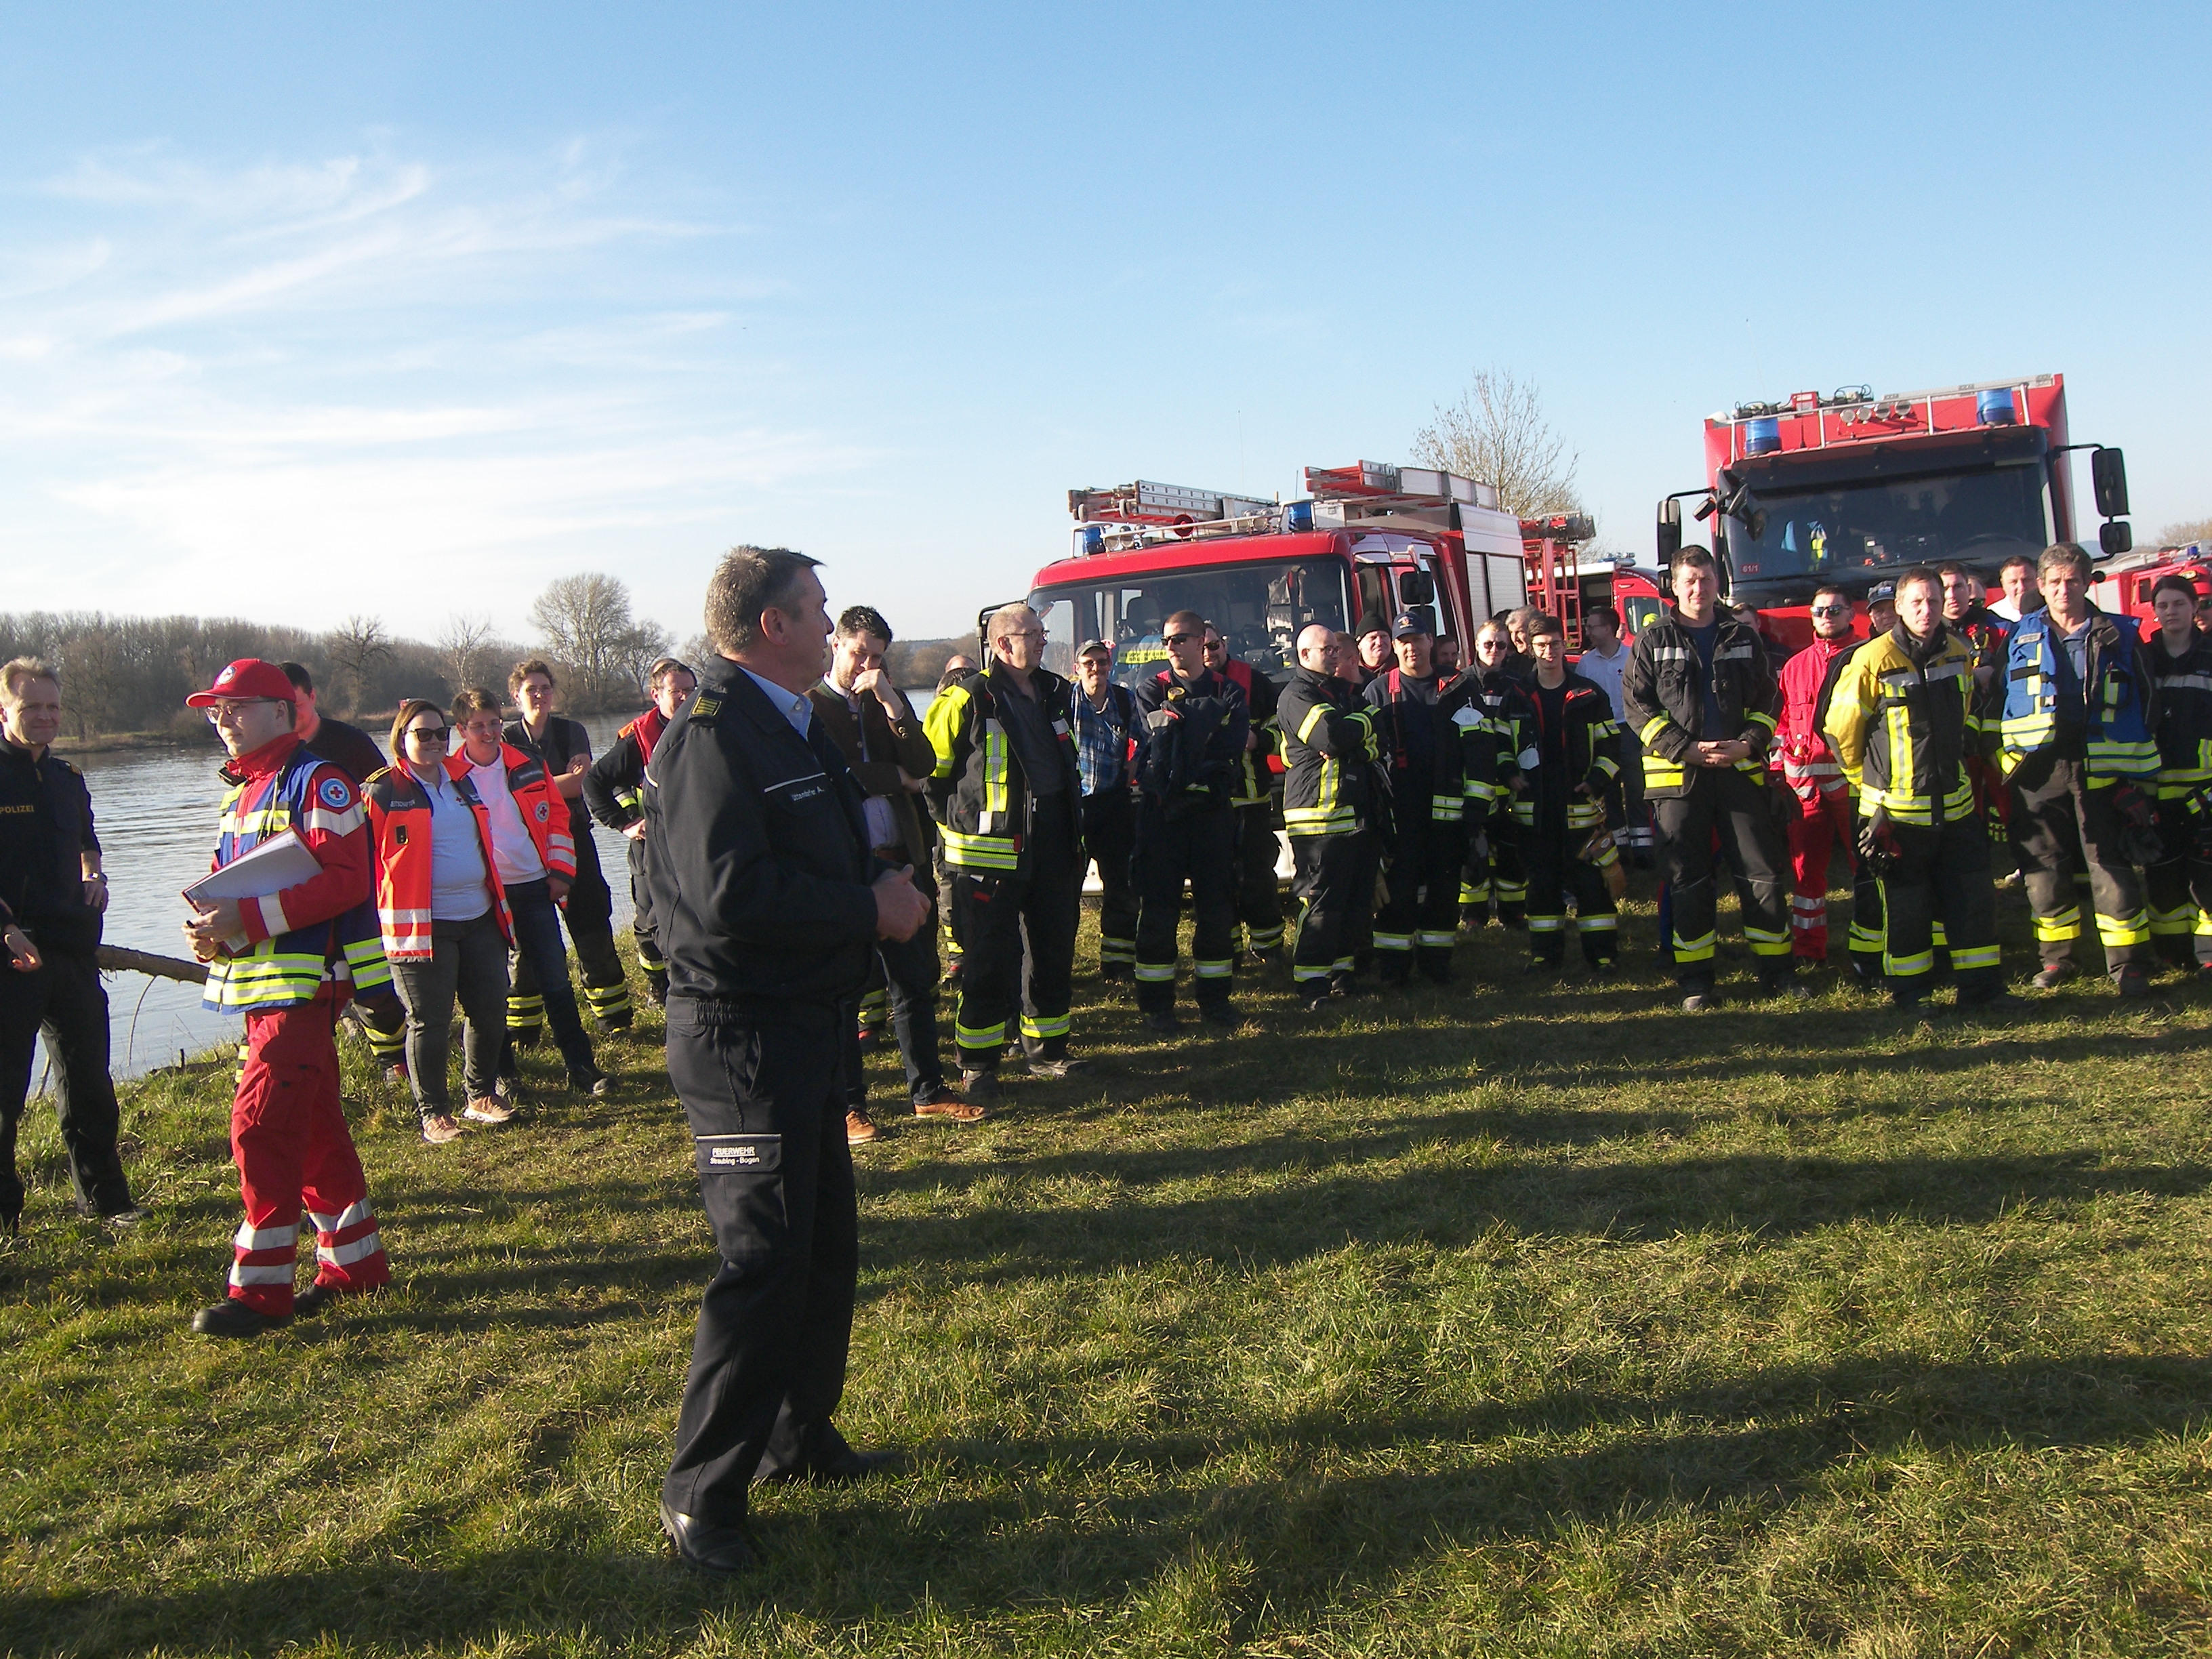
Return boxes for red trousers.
[228,988,388,1315]
[1786,789,1858,960]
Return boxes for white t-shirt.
[468,755,546,886]
[1575,640,1629,719]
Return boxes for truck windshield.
[1728,463,2048,590]
[1029,557,1351,687]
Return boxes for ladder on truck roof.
[1069,480,1276,527]
[1520,514,1597,648]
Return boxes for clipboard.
[184,829,322,908]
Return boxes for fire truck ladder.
[1520,514,1597,647]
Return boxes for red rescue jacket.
[1774,636,1856,805]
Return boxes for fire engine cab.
[1656,373,2132,650]
[1014,463,1529,689]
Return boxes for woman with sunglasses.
[363,699,515,1144]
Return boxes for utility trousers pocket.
[696,1134,787,1267]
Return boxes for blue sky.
[2,3,2205,646]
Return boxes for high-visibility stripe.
[1133,963,1177,981]
[1744,925,1791,957]
[940,828,1021,869]
[1019,1012,1073,1039]
[319,1231,384,1267]
[1193,958,1233,979]
[2095,909,2151,947]
[954,1019,1006,1047]
[234,1222,299,1250]
[1417,930,1456,948]
[228,1263,294,1287]
[1884,948,1936,977]
[2034,908,2083,943]
[1527,915,1565,933]
[1950,943,2003,970]
[1576,914,1619,931]
[1673,929,1717,962]
[1372,932,1413,952]
[307,1200,375,1234]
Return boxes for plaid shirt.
[1070,682,1137,796]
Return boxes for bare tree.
[609,619,676,705]
[1412,367,1583,519]
[327,615,394,716]
[436,613,496,697]
[2155,516,2212,548]
[529,573,676,709]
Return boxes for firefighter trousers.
[1080,787,1139,972]
[2146,802,2212,966]
[661,995,857,1526]
[2008,752,2151,974]
[1881,817,2002,1000]
[1462,808,1526,924]
[949,808,1078,1070]
[1134,802,1237,1012]
[1231,804,1285,952]
[1846,801,1888,984]
[1786,789,1858,962]
[228,989,388,1317]
[499,878,599,1078]
[1375,813,1465,981]
[1522,821,1617,965]
[1290,832,1366,994]
[0,929,131,1221]
[508,860,633,1042]
[1654,769,1794,987]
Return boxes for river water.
[44,716,641,1083]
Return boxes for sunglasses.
[1809,604,1851,616]
[1163,633,1196,645]
[407,726,451,743]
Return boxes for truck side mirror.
[2092,447,2130,519]
[1397,569,1434,607]
[2100,520,2133,558]
[1656,499,1682,569]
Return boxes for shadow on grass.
[12,1350,2205,1654]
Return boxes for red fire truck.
[1013,463,1530,688]
[1656,373,2133,650]
[2093,542,2212,638]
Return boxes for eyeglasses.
[203,699,276,723]
[406,726,451,743]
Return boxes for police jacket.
[1467,667,1534,808]
[0,739,99,944]
[2147,630,2212,799]
[1364,668,1468,824]
[201,733,387,1014]
[1620,607,1781,798]
[642,661,882,1004]
[1277,665,1378,838]
[1134,666,1248,817]
[1514,671,1623,834]
[583,708,665,833]
[1996,606,2158,782]
[363,761,514,960]
[924,663,1084,876]
[1823,624,1981,827]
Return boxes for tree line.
[0,573,677,743]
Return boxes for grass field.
[4,879,2211,1658]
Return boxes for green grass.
[5,882,2212,1657]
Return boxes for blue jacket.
[1996,606,2159,783]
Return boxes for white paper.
[184,829,323,906]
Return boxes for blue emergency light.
[1285,500,1315,533]
[1078,525,1105,555]
[1744,417,1782,455]
[1977,388,2017,426]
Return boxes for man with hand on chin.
[647,546,929,1575]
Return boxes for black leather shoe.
[191,1299,290,1338]
[658,1500,757,1574]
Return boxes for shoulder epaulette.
[686,693,722,726]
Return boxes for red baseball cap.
[186,658,298,708]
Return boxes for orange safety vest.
[363,761,516,960]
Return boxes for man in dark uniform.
[1364,608,1467,984]
[646,546,928,1575]
[1132,609,1248,1031]
[506,659,638,1029]
[0,658,142,1230]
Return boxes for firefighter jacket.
[1513,671,1623,834]
[1134,667,1248,819]
[1364,668,1468,824]
[473,741,579,880]
[1822,624,1980,827]
[1217,659,1280,808]
[201,733,386,1014]
[1277,665,1378,838]
[2147,630,2212,800]
[1620,607,1781,798]
[583,708,666,833]
[1994,606,2159,783]
[642,659,882,1004]
[363,760,516,960]
[1774,637,1856,806]
[1466,668,1534,808]
[1952,603,2011,705]
[924,662,1084,876]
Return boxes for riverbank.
[6,896,2211,1653]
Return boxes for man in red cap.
[182,659,390,1336]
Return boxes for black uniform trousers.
[841,922,948,1109]
[2008,752,2152,973]
[1373,810,1465,981]
[1080,787,1139,972]
[1847,799,1888,985]
[1231,803,1285,952]
[661,995,858,1525]
[1465,806,1527,924]
[1290,831,1366,996]
[508,827,636,1038]
[0,925,131,1221]
[1653,768,1795,987]
[1522,811,1618,966]
[950,806,1078,1069]
[1879,816,2001,1001]
[1134,801,1237,1012]
[2146,801,2212,966]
